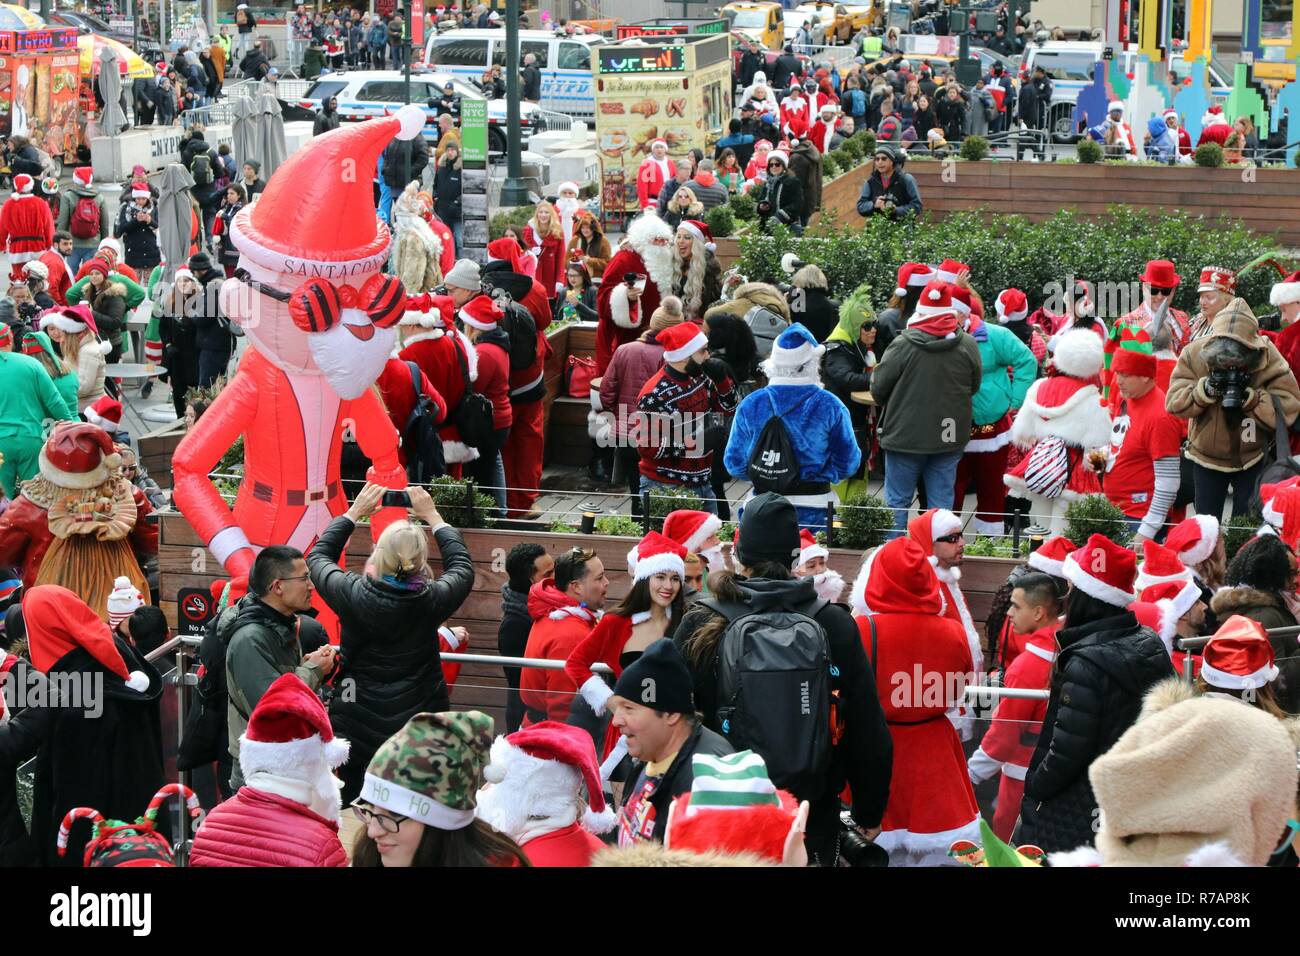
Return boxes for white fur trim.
[362,773,474,830]
[1183,842,1247,867]
[579,674,615,713]
[1051,328,1104,379]
[441,439,480,464]
[438,626,460,651]
[1262,499,1283,529]
[230,214,391,279]
[598,734,629,782]
[799,542,829,567]
[682,513,722,554]
[633,550,686,582]
[1009,379,1113,451]
[1026,552,1066,577]
[240,732,351,777]
[811,568,845,602]
[964,430,1013,453]
[582,806,618,834]
[608,281,641,330]
[125,670,150,692]
[849,546,881,617]
[1062,553,1134,608]
[460,306,497,331]
[1153,599,1179,655]
[875,816,981,859]
[664,331,708,364]
[1177,515,1219,566]
[38,445,111,490]
[1134,565,1193,592]
[1199,659,1279,690]
[626,545,640,577]
[395,103,427,140]
[40,312,87,334]
[1049,846,1104,867]
[209,526,253,567]
[1270,282,1300,307]
[930,509,962,541]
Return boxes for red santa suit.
[908,508,984,742]
[374,356,446,468]
[0,175,55,275]
[523,216,565,297]
[1004,329,1113,535]
[807,113,839,156]
[520,579,599,725]
[636,145,674,210]
[779,91,811,141]
[1196,107,1232,147]
[399,294,480,468]
[967,625,1057,842]
[38,248,71,305]
[594,212,678,374]
[172,107,422,601]
[851,537,980,866]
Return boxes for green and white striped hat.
[686,750,782,816]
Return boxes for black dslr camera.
[1203,335,1258,411]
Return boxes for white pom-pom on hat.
[395,103,427,141]
[126,671,151,692]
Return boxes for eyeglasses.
[935,534,963,544]
[873,155,891,161]
[277,573,311,584]
[350,799,408,834]
[767,161,784,169]
[1149,286,1175,296]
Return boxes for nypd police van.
[420,29,605,121]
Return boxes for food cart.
[0,27,81,161]
[594,33,732,228]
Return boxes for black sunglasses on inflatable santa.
[232,268,406,340]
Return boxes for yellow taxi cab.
[722,1,784,50]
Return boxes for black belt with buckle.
[247,480,339,505]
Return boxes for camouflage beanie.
[362,711,494,830]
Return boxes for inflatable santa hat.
[1134,539,1194,592]
[1163,515,1219,568]
[1026,534,1076,578]
[480,720,617,834]
[22,584,151,691]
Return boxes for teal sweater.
[971,321,1038,427]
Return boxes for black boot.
[587,439,609,484]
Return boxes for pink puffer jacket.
[189,787,348,867]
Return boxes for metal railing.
[529,106,574,135]
[801,43,861,72]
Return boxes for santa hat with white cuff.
[1200,616,1280,691]
[1026,534,1076,577]
[21,584,152,693]
[1134,539,1194,593]
[1135,577,1202,654]
[894,262,934,297]
[995,288,1028,324]
[662,509,722,555]
[676,218,716,253]
[84,395,123,433]
[1270,270,1300,308]
[460,294,504,331]
[1163,515,1219,567]
[659,321,708,364]
[12,173,33,195]
[628,531,687,583]
[763,323,824,385]
[1062,534,1137,608]
[798,529,828,569]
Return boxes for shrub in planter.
[490,206,534,240]
[837,490,893,551]
[959,135,990,162]
[1076,138,1103,164]
[822,153,841,178]
[550,519,578,534]
[853,129,876,156]
[839,134,866,163]
[830,148,855,172]
[428,476,498,529]
[705,202,736,239]
[1224,513,1261,561]
[1064,495,1130,549]
[645,487,706,522]
[1194,142,1225,168]
[730,191,758,222]
[595,514,644,538]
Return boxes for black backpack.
[451,333,497,451]
[744,304,788,361]
[496,297,538,371]
[747,391,811,493]
[699,594,834,797]
[190,152,214,186]
[176,599,234,771]
[402,361,446,483]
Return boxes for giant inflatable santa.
[172,107,422,590]
[594,211,678,374]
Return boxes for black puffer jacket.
[672,574,893,864]
[822,340,873,430]
[308,514,475,802]
[1019,611,1176,853]
[787,287,839,343]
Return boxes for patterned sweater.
[635,364,737,485]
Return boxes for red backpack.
[69,194,101,239]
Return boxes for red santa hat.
[21,585,150,690]
[906,507,962,571]
[907,281,959,338]
[935,258,969,283]
[84,395,123,432]
[459,294,503,331]
[1202,104,1227,126]
[948,283,979,319]
[1027,534,1076,578]
[630,530,687,583]
[1162,108,1178,123]
[12,173,33,195]
[1062,534,1137,608]
[1270,270,1300,308]
[231,103,426,277]
[660,321,708,364]
[1200,616,1280,691]
[39,421,122,490]
[1134,539,1194,592]
[1050,327,1105,379]
[481,720,616,834]
[676,219,716,253]
[400,292,456,329]
[852,536,947,618]
[73,166,93,188]
[1135,578,1202,652]
[130,180,150,199]
[661,509,722,554]
[485,237,524,271]
[1259,476,1300,528]
[1164,515,1220,567]
[556,181,580,198]
[0,324,10,351]
[240,672,350,775]
[1261,477,1300,547]
[1197,266,1236,295]
[894,262,935,297]
[106,576,145,630]
[995,288,1028,324]
[40,304,98,337]
[798,529,828,569]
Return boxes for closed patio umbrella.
[256,91,287,181]
[231,94,259,173]
[158,162,197,284]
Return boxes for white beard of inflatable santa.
[1003,329,1113,534]
[172,105,423,585]
[594,211,677,373]
[554,181,581,250]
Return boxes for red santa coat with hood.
[850,538,980,862]
[520,579,599,725]
[0,190,54,265]
[595,214,676,374]
[398,294,480,466]
[1264,282,1300,454]
[780,91,812,141]
[636,153,674,210]
[523,218,565,297]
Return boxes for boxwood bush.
[736,207,1278,317]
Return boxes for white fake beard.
[699,544,728,573]
[640,242,677,301]
[310,760,343,822]
[811,568,846,603]
[555,197,580,220]
[308,311,398,400]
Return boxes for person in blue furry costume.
[723,323,861,530]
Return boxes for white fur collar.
[1010,378,1113,451]
[402,329,447,346]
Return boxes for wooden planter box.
[156,511,1017,727]
[137,418,188,491]
[543,321,599,468]
[815,159,1299,243]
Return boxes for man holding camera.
[1166,297,1300,522]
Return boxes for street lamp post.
[499,0,532,207]
[403,2,413,190]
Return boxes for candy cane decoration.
[143,783,201,825]
[56,808,105,856]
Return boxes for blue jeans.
[389,41,404,68]
[68,246,97,272]
[377,180,394,223]
[640,477,718,516]
[884,448,964,536]
[450,219,463,257]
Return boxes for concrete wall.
[89,121,313,182]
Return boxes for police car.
[298,70,554,154]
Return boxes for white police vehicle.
[298,70,556,154]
